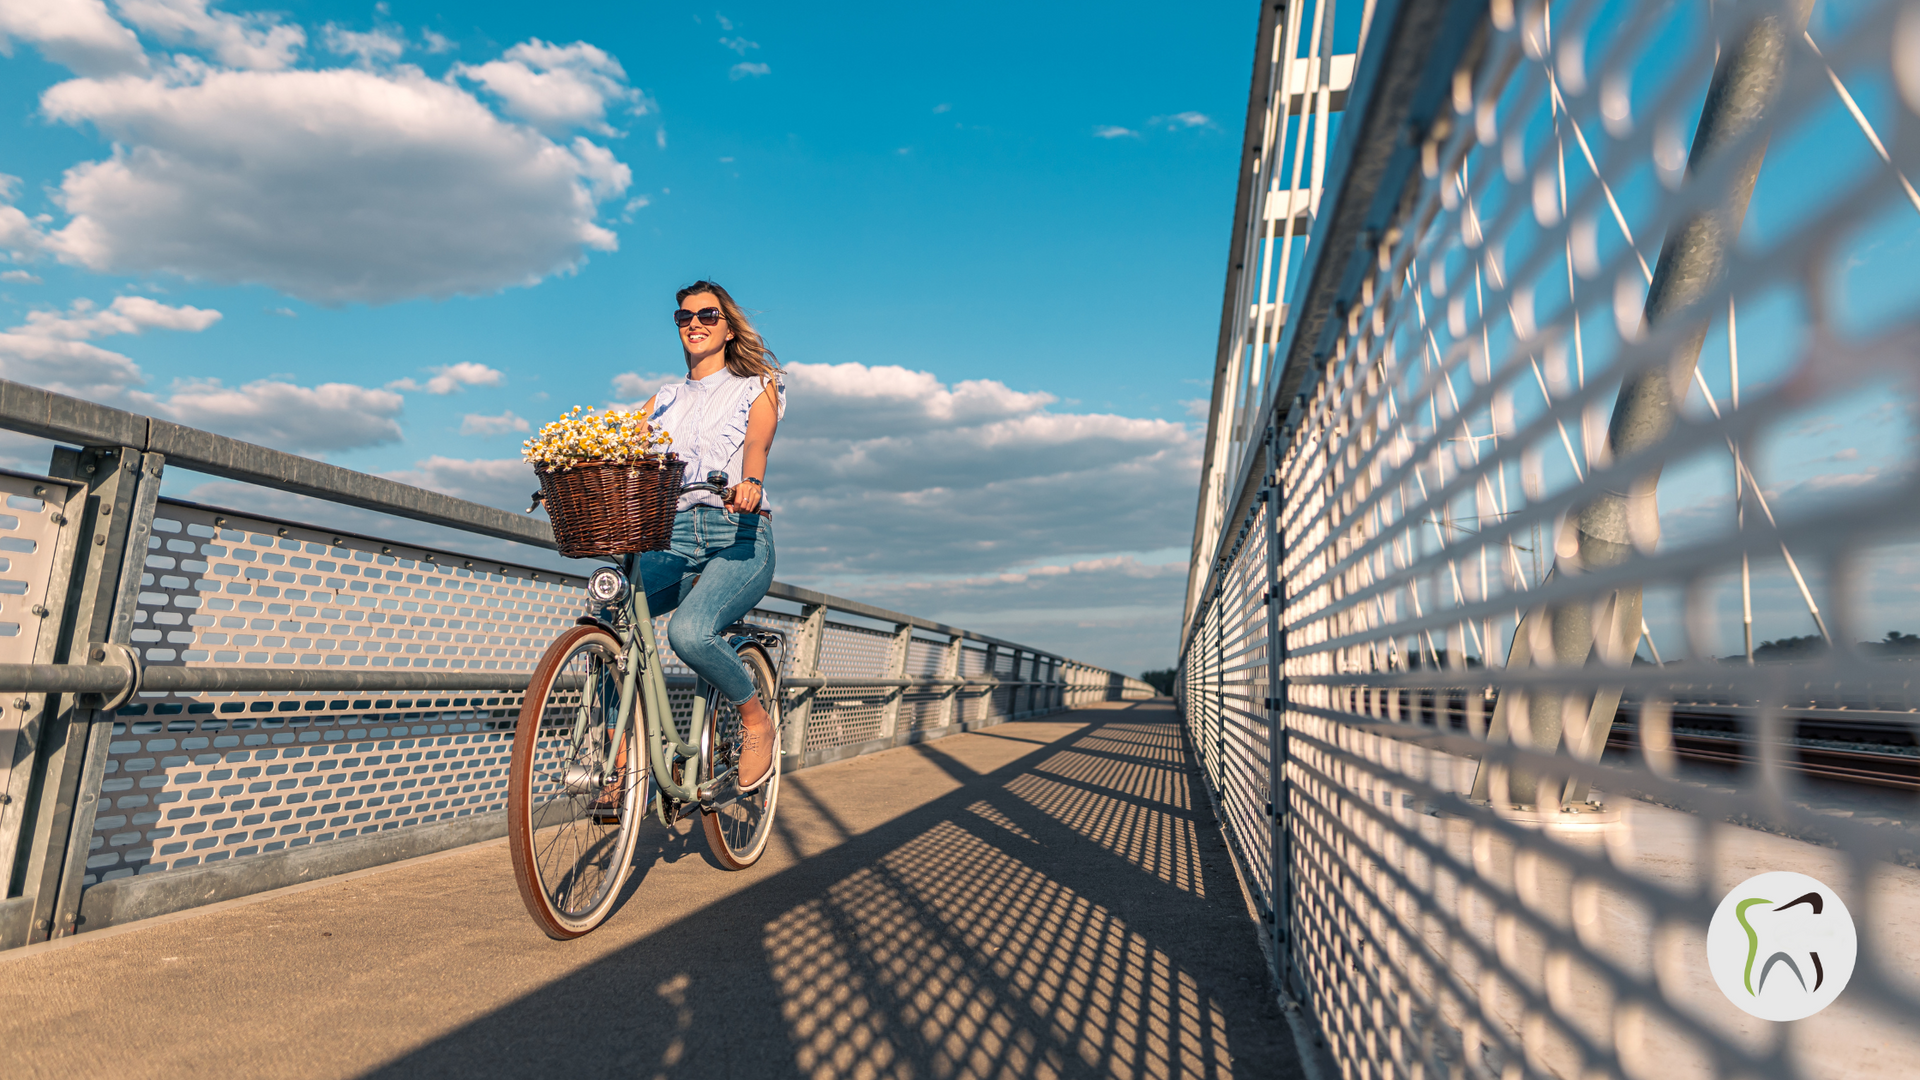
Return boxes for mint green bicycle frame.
[582,552,731,820]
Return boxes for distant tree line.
[1140,668,1176,696]
[1743,630,1920,662]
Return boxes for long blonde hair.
[677,280,780,384]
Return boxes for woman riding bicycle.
[632,281,783,792]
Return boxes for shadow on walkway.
[365,703,1299,1080]
[3,704,1302,1080]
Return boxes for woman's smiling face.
[678,290,731,363]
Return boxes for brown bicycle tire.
[507,624,643,938]
[700,643,782,870]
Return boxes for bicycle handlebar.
[681,470,734,501]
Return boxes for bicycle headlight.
[586,566,629,605]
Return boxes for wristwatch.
[740,477,763,488]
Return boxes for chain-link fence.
[1182,0,1920,1075]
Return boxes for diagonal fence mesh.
[1182,0,1920,1075]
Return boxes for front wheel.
[700,643,782,869]
[508,625,646,938]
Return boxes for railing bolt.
[0,793,10,805]
[90,647,105,661]
[34,918,47,930]
[12,698,25,709]
[31,605,47,617]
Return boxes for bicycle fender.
[575,615,618,635]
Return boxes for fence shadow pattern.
[345,707,1287,1080]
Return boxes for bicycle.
[507,472,785,938]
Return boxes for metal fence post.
[935,634,964,728]
[0,475,87,948]
[1263,444,1293,994]
[879,622,912,745]
[1010,650,1028,717]
[983,643,1000,721]
[17,446,151,943]
[782,603,827,766]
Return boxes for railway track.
[1606,704,1920,791]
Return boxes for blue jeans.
[636,506,775,704]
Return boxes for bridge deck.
[3,703,1302,1080]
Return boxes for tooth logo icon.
[1707,871,1857,1021]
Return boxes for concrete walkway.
[2,703,1304,1080]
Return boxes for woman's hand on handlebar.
[726,480,762,513]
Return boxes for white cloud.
[153,378,404,452]
[0,294,216,399]
[0,0,146,76]
[0,175,49,259]
[835,555,1189,673]
[719,36,757,55]
[460,410,530,436]
[322,23,404,67]
[1182,397,1211,419]
[20,293,220,339]
[603,360,1197,578]
[455,39,646,135]
[387,361,506,395]
[933,103,951,114]
[383,455,532,507]
[1093,125,1140,139]
[420,29,454,55]
[115,0,305,71]
[1149,111,1215,129]
[729,62,769,80]
[611,371,678,401]
[33,59,630,304]
[0,294,402,454]
[1,270,41,284]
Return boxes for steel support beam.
[1476,0,1818,807]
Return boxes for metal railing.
[1182,0,1920,1076]
[0,384,1151,950]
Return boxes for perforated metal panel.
[86,500,584,883]
[0,471,75,876]
[802,620,899,752]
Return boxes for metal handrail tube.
[0,663,1067,696]
[783,676,1059,689]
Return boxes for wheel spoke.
[510,627,643,934]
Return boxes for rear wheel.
[508,625,647,938]
[700,644,782,869]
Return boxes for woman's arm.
[727,386,779,512]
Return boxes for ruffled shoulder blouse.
[649,369,786,511]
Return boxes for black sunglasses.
[673,307,724,328]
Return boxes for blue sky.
[0,0,1260,674]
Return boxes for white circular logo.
[1707,871,1857,1021]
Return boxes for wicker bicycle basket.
[537,457,686,558]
